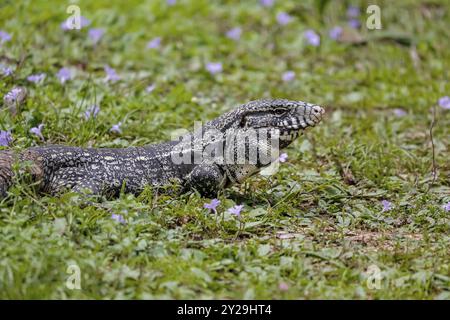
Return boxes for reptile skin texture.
[0,99,324,199]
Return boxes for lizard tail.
[0,150,44,198]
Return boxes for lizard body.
[0,99,324,199]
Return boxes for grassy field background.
[0,0,449,299]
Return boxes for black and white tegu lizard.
[0,99,325,199]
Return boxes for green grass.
[0,0,449,299]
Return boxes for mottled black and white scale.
[0,99,325,199]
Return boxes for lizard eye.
[274,109,286,116]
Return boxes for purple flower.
[348,19,361,29]
[110,122,122,134]
[88,28,104,44]
[4,87,22,103]
[206,62,223,75]
[3,87,25,116]
[167,0,176,5]
[304,29,320,46]
[260,0,274,7]
[0,130,12,147]
[60,21,69,31]
[30,124,44,140]
[442,202,450,212]
[57,67,72,84]
[61,16,90,31]
[146,84,156,93]
[104,65,120,82]
[0,30,11,43]
[282,71,295,82]
[393,108,406,117]
[438,96,450,110]
[329,26,343,40]
[111,213,126,224]
[228,204,244,217]
[80,16,91,28]
[27,73,46,84]
[147,37,161,49]
[276,12,292,26]
[279,153,288,162]
[204,199,221,214]
[381,200,393,212]
[279,282,289,291]
[347,5,360,18]
[85,105,100,119]
[226,27,242,41]
[2,66,13,76]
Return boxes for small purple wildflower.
[60,21,69,31]
[146,84,156,93]
[279,282,289,291]
[228,204,244,217]
[260,0,275,7]
[167,0,176,5]
[4,87,22,103]
[206,62,223,75]
[61,16,90,31]
[282,71,295,82]
[147,37,161,49]
[0,30,11,43]
[85,105,100,119]
[347,5,360,18]
[0,130,12,147]
[110,122,122,134]
[304,29,320,46]
[442,202,450,212]
[2,66,13,76]
[393,108,407,117]
[104,65,120,82]
[57,68,72,84]
[226,27,242,41]
[279,153,288,162]
[381,200,393,212]
[438,96,450,110]
[3,87,25,115]
[348,19,361,29]
[30,124,44,140]
[111,213,126,224]
[88,28,104,44]
[27,73,46,84]
[204,199,221,214]
[276,12,292,26]
[329,26,343,40]
[80,16,91,28]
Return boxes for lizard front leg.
[183,163,227,198]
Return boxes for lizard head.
[239,98,324,129]
[216,99,325,148]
